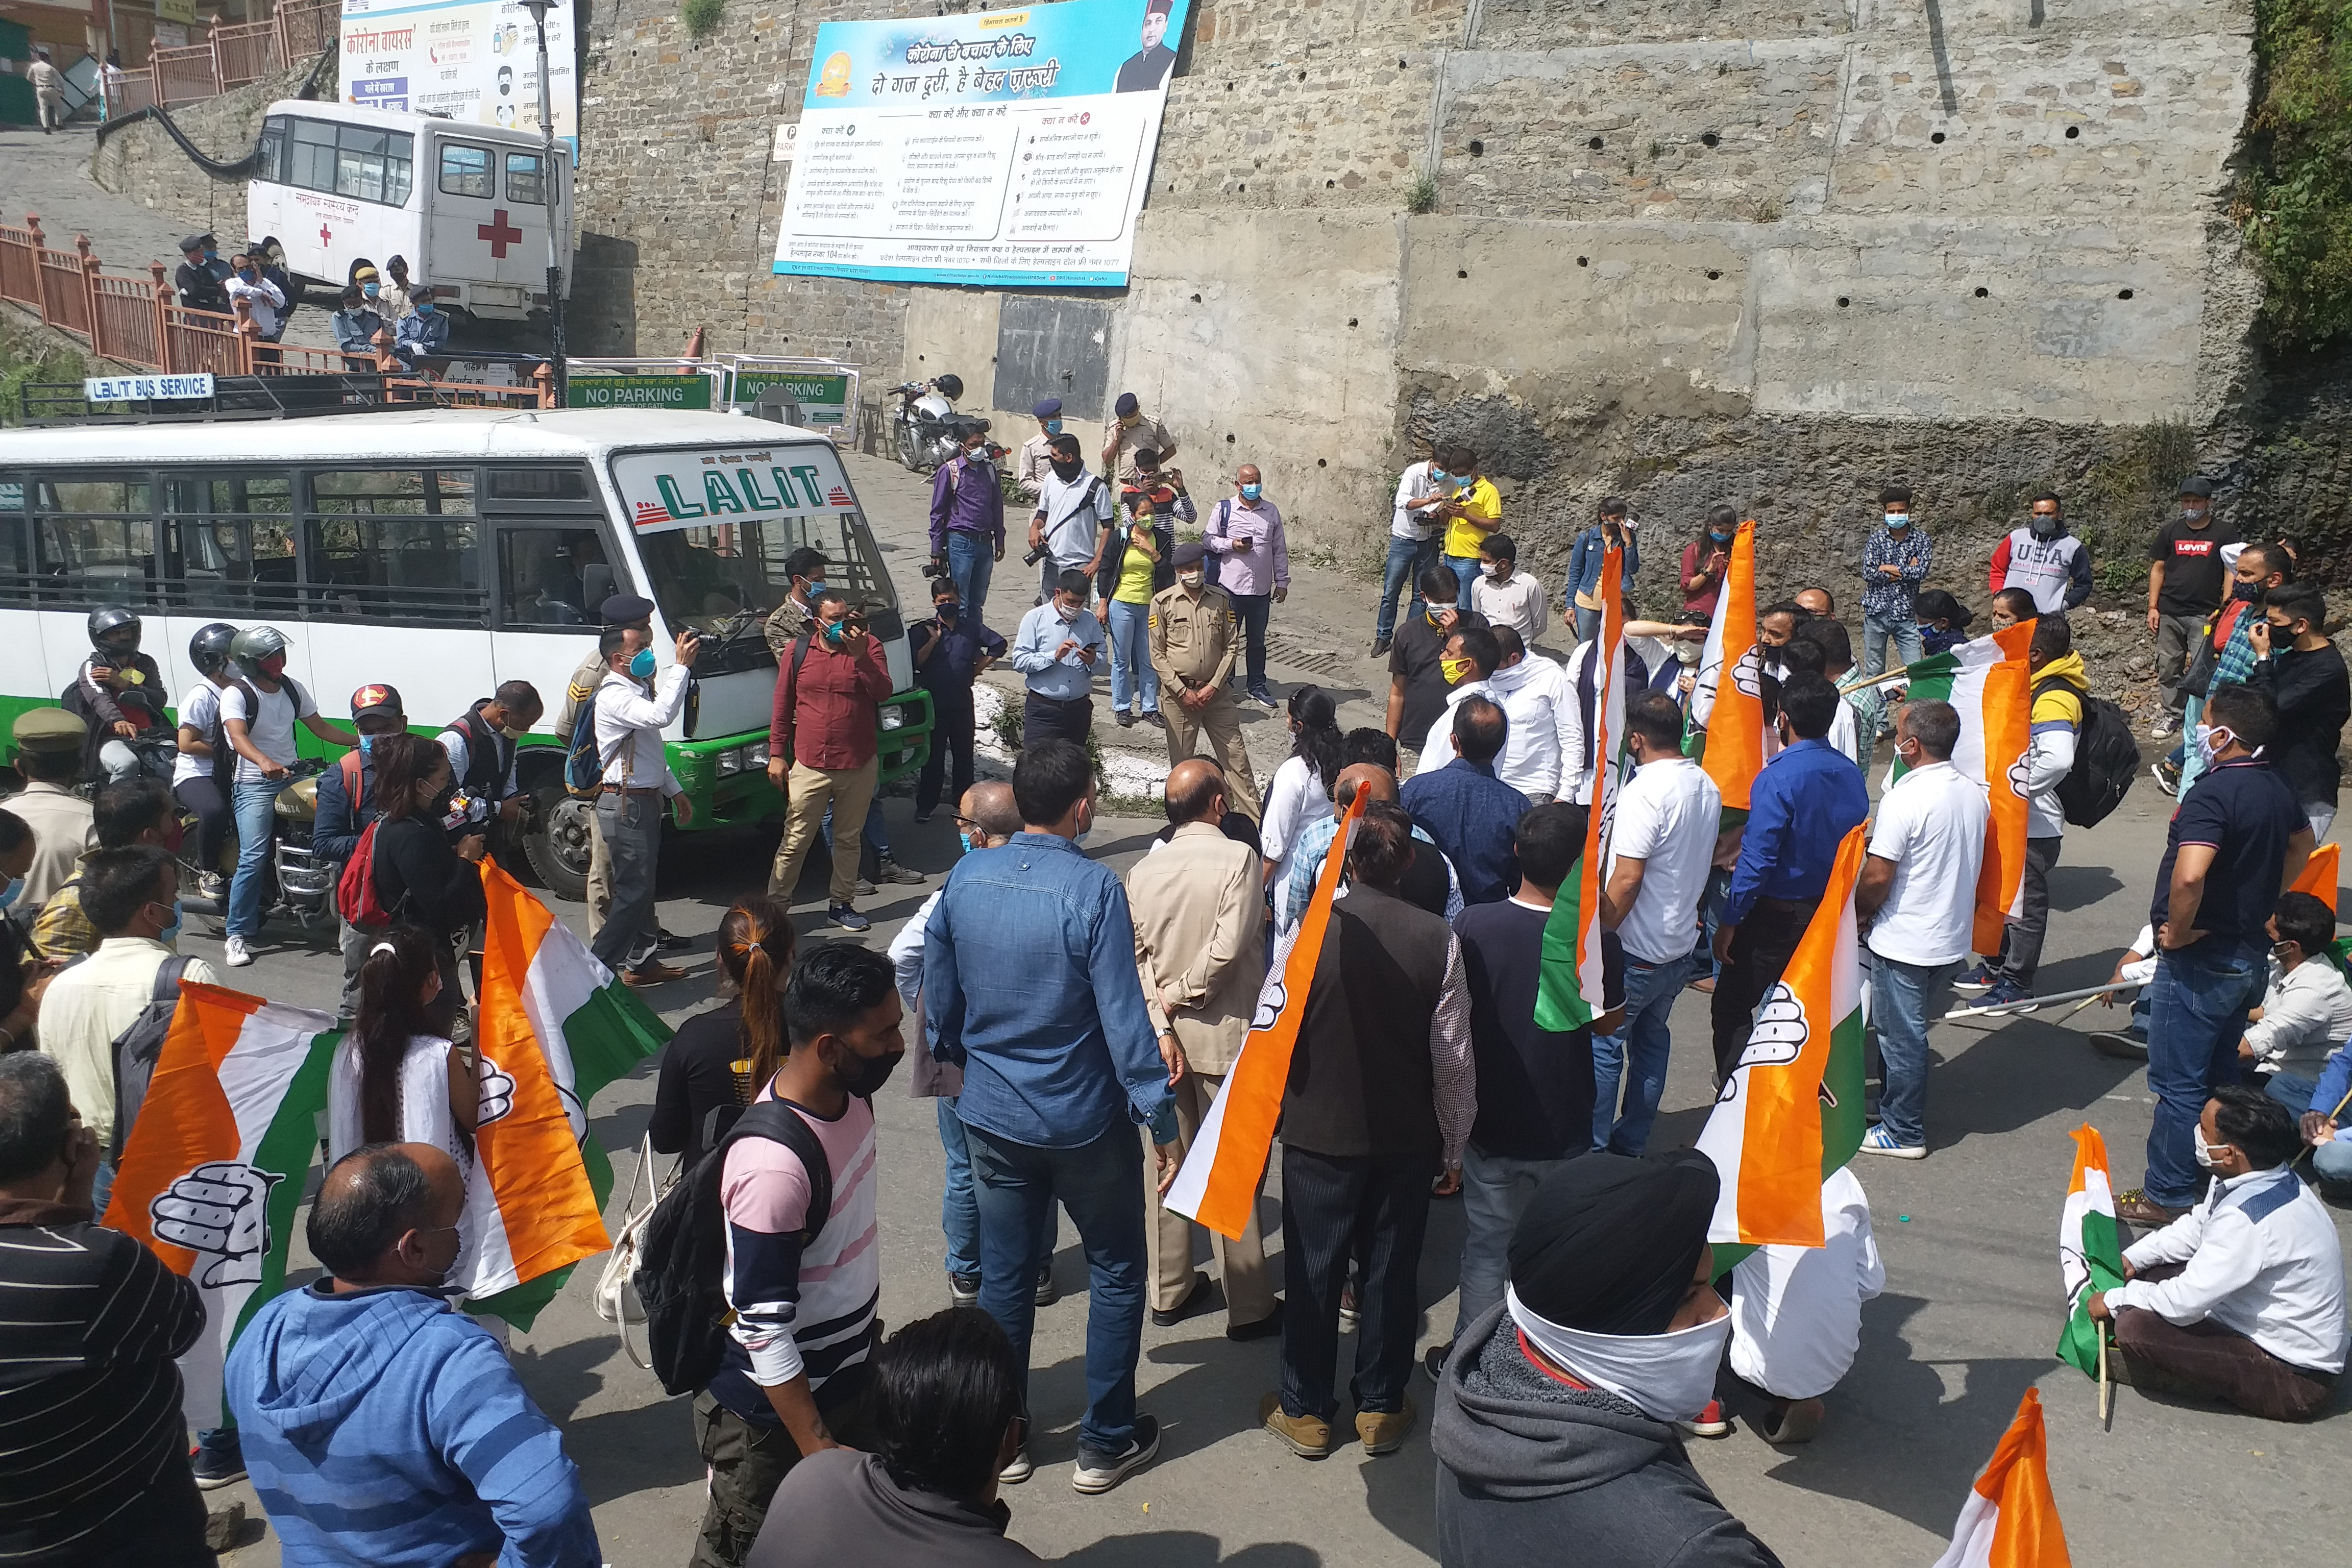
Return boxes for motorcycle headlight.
[715,748,742,776]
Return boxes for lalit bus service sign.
[772,0,1194,288]
[341,0,579,144]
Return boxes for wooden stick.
[2292,1083,2352,1170]
[1941,976,2148,1020]
[2099,1325,2113,1428]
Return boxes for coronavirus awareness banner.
[773,0,1194,287]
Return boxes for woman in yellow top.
[1437,448,1504,611]
[1100,487,1178,727]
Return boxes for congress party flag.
[1537,540,1624,1031]
[105,983,340,1429]
[1168,791,1368,1240]
[1690,518,1766,810]
[1930,1388,2073,1568]
[2292,841,2339,914]
[464,857,674,1327]
[1878,620,2033,953]
[1696,824,1868,1249]
[2056,1124,2127,1381]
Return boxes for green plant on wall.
[680,0,725,41]
[1405,170,1437,215]
[2239,0,2352,345]
[2080,419,2200,583]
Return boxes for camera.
[920,557,953,582]
[1022,544,1049,567]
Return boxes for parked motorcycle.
[885,373,969,472]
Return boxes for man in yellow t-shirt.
[1437,449,1504,610]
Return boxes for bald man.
[1126,760,1277,1335]
[228,1143,599,1567]
[1796,587,1835,619]
[1280,764,1462,929]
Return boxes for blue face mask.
[1044,419,1063,434]
[1240,483,1263,502]
[155,899,183,946]
[203,247,218,261]
[1429,468,1449,484]
[1709,530,1733,544]
[958,831,974,854]
[362,282,379,299]
[415,301,436,315]
[1884,512,1910,530]
[823,619,846,645]
[629,648,657,679]
[802,578,826,598]
[358,732,375,757]
[0,876,21,912]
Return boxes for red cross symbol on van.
[318,223,332,247]
[477,208,524,258]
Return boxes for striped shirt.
[713,1093,881,1423]
[0,1201,205,1565]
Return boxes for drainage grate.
[1263,629,1355,679]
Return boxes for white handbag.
[594,1134,671,1370]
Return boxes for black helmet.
[87,606,140,656]
[933,373,964,402]
[190,622,238,676]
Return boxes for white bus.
[0,406,932,900]
[247,99,572,327]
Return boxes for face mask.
[1485,563,1510,581]
[2030,514,2060,537]
[415,301,436,315]
[1240,483,1263,502]
[1429,468,1449,484]
[362,282,379,299]
[427,781,460,818]
[1178,569,1204,589]
[2193,1134,2233,1171]
[153,899,183,946]
[2233,578,2262,602]
[1884,512,1909,530]
[822,619,847,645]
[1708,530,1733,544]
[2194,723,2235,769]
[958,830,975,855]
[937,603,960,622]
[1050,459,1083,481]
[1676,639,1702,665]
[239,268,257,283]
[835,1040,904,1099]
[1055,603,1079,624]
[1119,413,1140,429]
[499,725,528,742]
[1439,655,1474,684]
[203,247,218,260]
[1044,419,1063,434]
[358,732,376,757]
[0,876,22,912]
[1507,1283,1731,1424]
[629,648,657,679]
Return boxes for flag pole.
[1942,976,2148,1020]
[2099,1325,2113,1428]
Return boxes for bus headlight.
[745,743,769,767]
[715,748,742,776]
[879,707,906,731]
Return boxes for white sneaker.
[223,935,253,968]
[997,1444,1034,1485]
[1859,1123,1925,1159]
[2150,712,2180,740]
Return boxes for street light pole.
[520,0,566,405]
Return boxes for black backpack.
[2034,676,2139,828]
[107,954,195,1164]
[632,1099,835,1398]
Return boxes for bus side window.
[0,480,31,609]
[496,528,607,628]
[164,472,295,615]
[307,468,483,625]
[33,475,156,608]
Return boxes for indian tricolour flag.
[2056,1123,2125,1380]
[2292,840,2339,914]
[1536,540,1624,1030]
[464,856,673,1326]
[1168,791,1367,1239]
[105,983,340,1429]
[1690,517,1766,810]
[1931,1388,2073,1567]
[1873,620,2032,953]
[1696,823,1869,1250]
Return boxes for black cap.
[2179,476,2215,498]
[1172,540,1208,568]
[599,593,656,626]
[1115,392,1140,416]
[180,234,206,253]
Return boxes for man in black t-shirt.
[1386,564,1488,754]
[1425,801,1624,1381]
[2145,476,2237,741]
[2129,683,2314,1228]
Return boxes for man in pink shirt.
[1203,464,1290,707]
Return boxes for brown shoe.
[1688,975,1717,993]
[2114,1189,2187,1229]
[622,960,687,988]
[1356,1398,1416,1455]
[1259,1392,1334,1458]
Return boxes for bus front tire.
[523,783,593,903]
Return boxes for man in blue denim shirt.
[1400,697,1529,906]
[922,739,1179,1496]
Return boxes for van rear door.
[425,131,543,316]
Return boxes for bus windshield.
[612,443,896,675]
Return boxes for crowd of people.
[3,446,2351,1568]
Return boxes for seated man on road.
[2090,1087,2348,1422]
[2242,892,2352,1094]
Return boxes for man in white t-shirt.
[1592,691,1722,1154]
[1728,1165,1883,1444]
[1375,447,1453,655]
[1854,699,1988,1158]
[1030,432,1114,604]
[218,627,359,968]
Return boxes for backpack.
[220,676,308,790]
[771,634,816,767]
[335,817,399,930]
[632,1099,835,1397]
[564,684,606,797]
[2033,676,2140,828]
[108,954,194,1163]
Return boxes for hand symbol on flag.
[1731,647,1764,698]
[477,1055,518,1124]
[2006,752,2033,799]
[152,1162,284,1288]
[1250,980,1289,1034]
[1717,984,1808,1104]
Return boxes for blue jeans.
[1229,592,1271,694]
[1451,1143,1564,1341]
[1443,553,1481,611]
[1377,535,1438,642]
[2272,1072,2352,1181]
[227,778,281,939]
[1106,597,1159,715]
[946,530,995,625]
[1868,952,1963,1149]
[1861,613,1924,685]
[936,1095,982,1280]
[965,1118,1147,1456]
[1698,866,1731,981]
[821,797,890,860]
[1592,951,1694,1154]
[2144,938,2266,1209]
[1573,604,1601,644]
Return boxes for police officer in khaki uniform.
[8,709,94,913]
[1150,541,1263,823]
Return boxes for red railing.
[0,213,556,409]
[140,0,337,107]
[103,68,157,117]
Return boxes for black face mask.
[936,603,960,622]
[1050,459,1083,481]
[2234,579,2263,602]
[427,781,460,818]
[836,1041,904,1099]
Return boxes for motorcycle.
[173,756,337,935]
[885,373,968,472]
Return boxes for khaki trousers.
[585,808,612,937]
[1163,690,1263,822]
[1146,1069,1277,1326]
[767,755,879,908]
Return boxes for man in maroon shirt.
[766,589,896,931]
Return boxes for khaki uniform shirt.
[554,647,607,739]
[1148,583,1238,693]
[1127,822,1263,1075]
[1104,414,1176,488]
[10,781,92,913]
[763,593,817,659]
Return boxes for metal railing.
[137,0,338,109]
[0,215,557,411]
